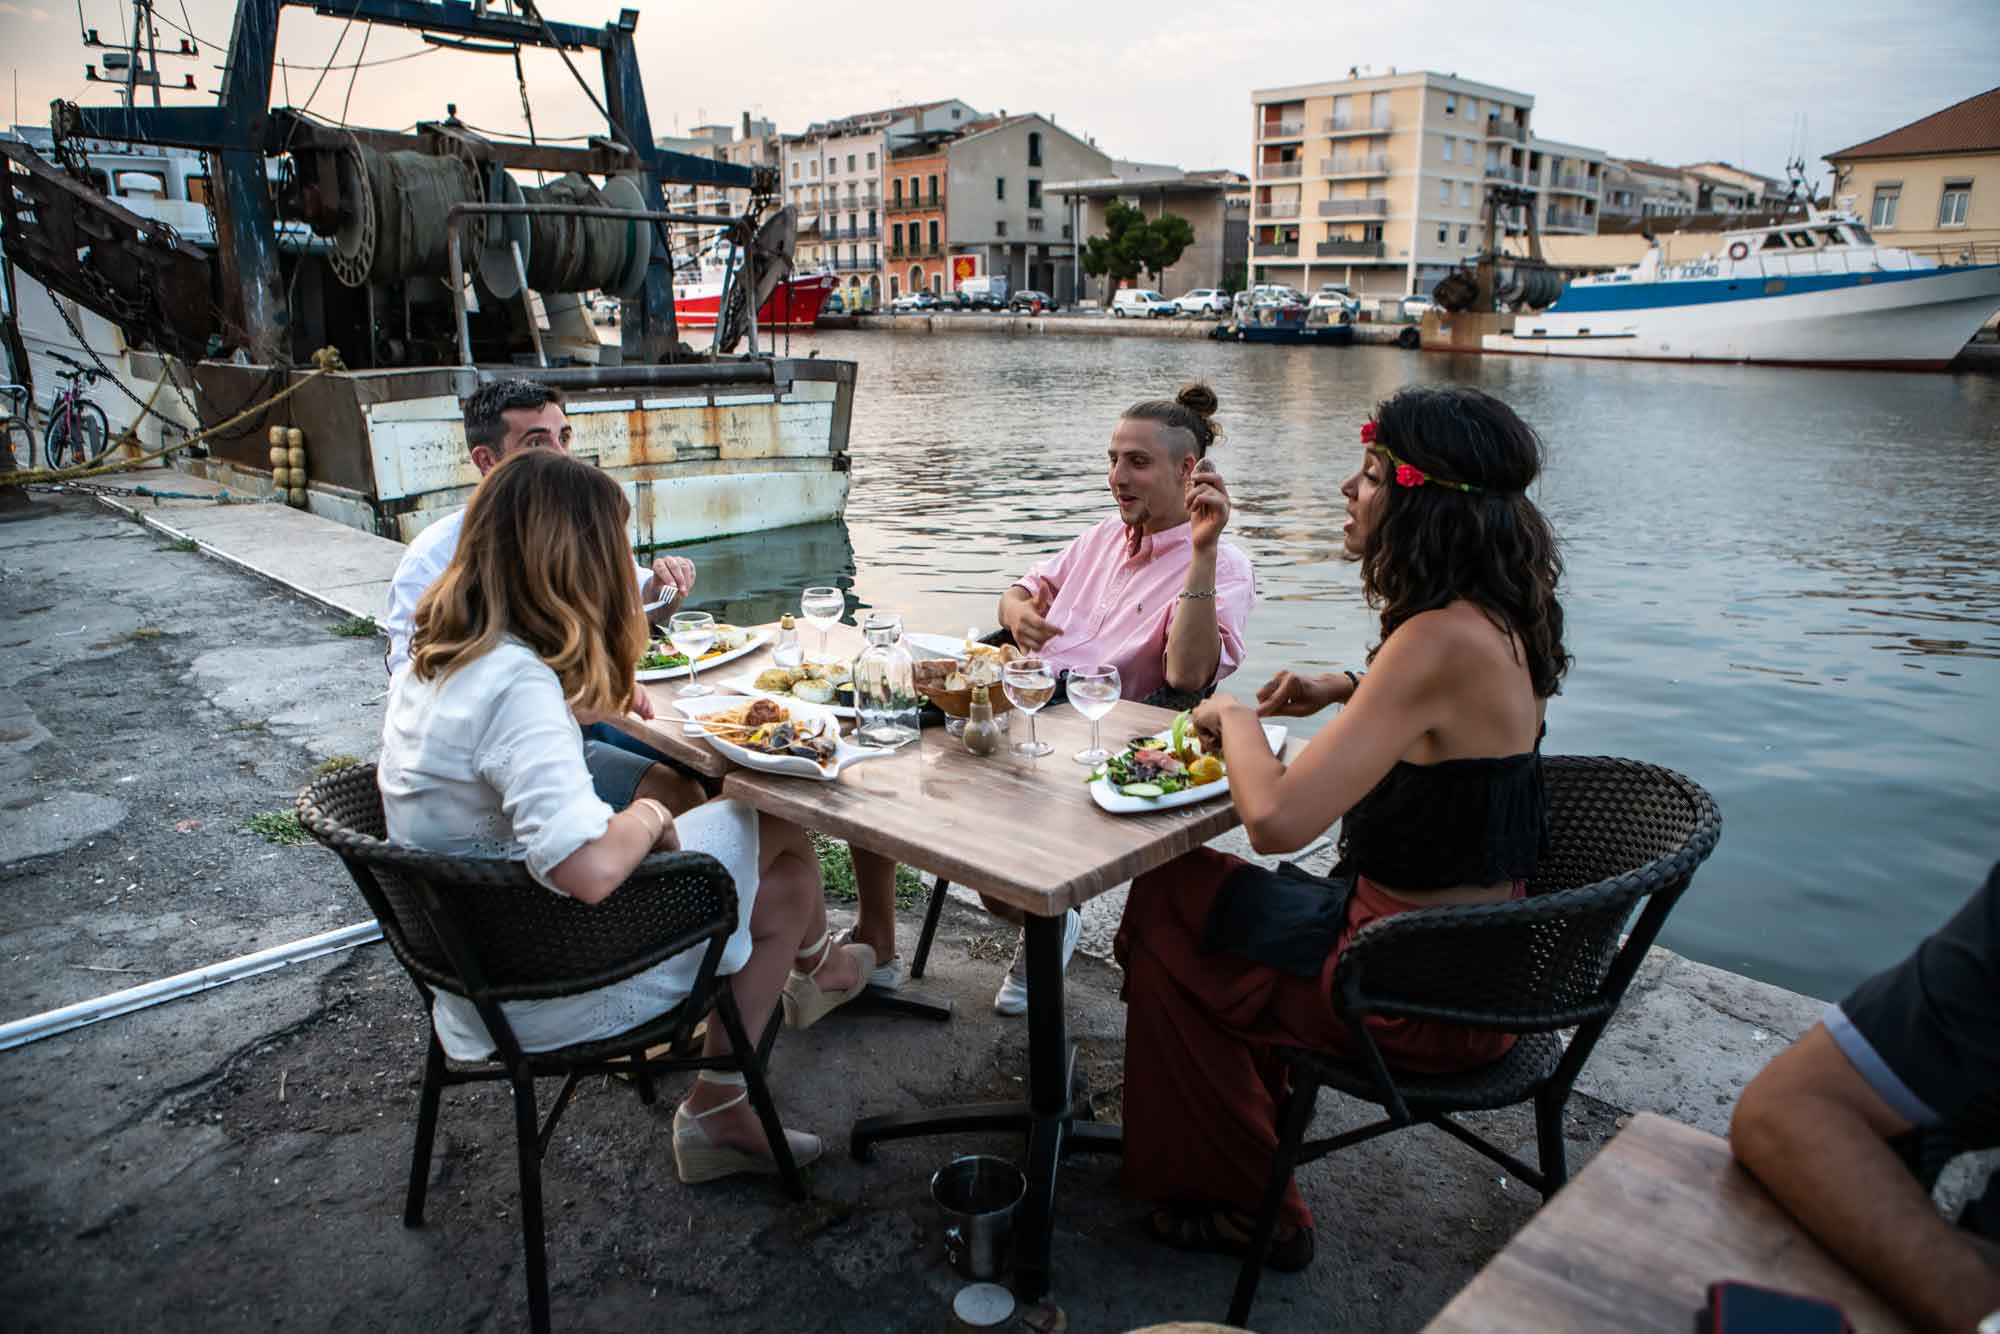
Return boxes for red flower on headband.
[1395,463,1426,487]
[1360,421,1378,444]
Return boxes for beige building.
[1048,166,1249,303]
[1247,71,1606,300]
[1601,158,1697,220]
[1826,85,2000,260]
[947,114,1111,301]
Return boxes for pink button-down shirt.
[1011,518,1256,701]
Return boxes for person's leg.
[584,736,706,816]
[848,848,901,964]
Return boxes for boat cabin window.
[1818,226,1846,246]
[1786,231,1815,248]
[187,174,211,206]
[1760,232,1788,251]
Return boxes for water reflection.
[666,330,2000,1001]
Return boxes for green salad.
[1085,711,1226,800]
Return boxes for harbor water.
[685,330,2000,1001]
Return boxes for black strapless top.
[1337,733,1548,891]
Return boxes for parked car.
[1007,289,1058,313]
[956,275,1009,309]
[1233,284,1305,319]
[1310,284,1361,322]
[1111,288,1176,318]
[822,291,847,315]
[890,291,941,312]
[1173,288,1231,317]
[1400,294,1435,320]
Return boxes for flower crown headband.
[1360,420,1484,493]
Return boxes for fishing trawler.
[0,0,854,546]
[1480,209,2000,370]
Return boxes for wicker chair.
[296,764,803,1334]
[1225,756,1723,1327]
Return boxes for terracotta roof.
[1827,86,2000,160]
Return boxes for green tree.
[1134,212,1196,284]
[1081,200,1147,295]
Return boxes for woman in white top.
[380,447,874,1184]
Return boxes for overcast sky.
[3,0,1996,183]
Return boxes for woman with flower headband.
[1113,383,1569,1273]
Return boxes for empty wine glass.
[1067,664,1121,764]
[668,610,716,698]
[1001,656,1058,758]
[800,585,844,663]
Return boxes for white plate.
[674,693,895,781]
[635,626,772,682]
[717,671,859,719]
[904,631,981,662]
[1087,722,1289,815]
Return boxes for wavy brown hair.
[410,448,644,714]
[1361,385,1570,698]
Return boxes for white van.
[956,274,1009,308]
[1112,289,1176,318]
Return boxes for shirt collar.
[1127,520,1192,561]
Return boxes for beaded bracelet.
[1178,588,1217,600]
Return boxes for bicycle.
[42,354,110,470]
[1,383,30,470]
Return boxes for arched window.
[909,265,922,290]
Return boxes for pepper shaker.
[961,684,1001,756]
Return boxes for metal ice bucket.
[930,1155,1026,1280]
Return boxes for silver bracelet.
[1179,588,1217,600]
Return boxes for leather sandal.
[779,929,875,1030]
[671,1072,822,1184]
[1146,1205,1316,1273]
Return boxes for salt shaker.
[961,684,1001,756]
[772,613,802,668]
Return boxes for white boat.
[1483,210,2000,370]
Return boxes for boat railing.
[1900,240,2000,268]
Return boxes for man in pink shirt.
[847,383,1256,1016]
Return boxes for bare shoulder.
[1381,603,1519,676]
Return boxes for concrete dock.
[0,483,1983,1332]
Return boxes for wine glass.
[1066,664,1121,765]
[1001,656,1057,758]
[668,611,716,698]
[800,585,844,663]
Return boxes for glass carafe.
[852,612,921,748]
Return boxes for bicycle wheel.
[43,409,72,469]
[71,400,110,465]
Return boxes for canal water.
[687,330,2000,1002]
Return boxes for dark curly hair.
[1361,385,1570,699]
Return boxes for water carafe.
[852,612,921,748]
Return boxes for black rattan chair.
[296,764,803,1334]
[1225,755,1723,1326]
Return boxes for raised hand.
[648,555,696,608]
[1008,584,1064,653]
[1185,457,1232,553]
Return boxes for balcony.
[1260,201,1301,219]
[1545,209,1592,230]
[1319,197,1387,218]
[885,195,940,214]
[832,255,876,272]
[1486,120,1527,144]
[1253,241,1299,258]
[1259,118,1305,140]
[1550,173,1598,195]
[1317,239,1385,258]
[1484,163,1525,184]
[1325,111,1393,134]
[1260,161,1303,179]
[1321,152,1390,176]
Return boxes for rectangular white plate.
[674,693,894,781]
[1088,722,1288,815]
[718,671,858,719]
[636,626,772,682]
[903,631,975,662]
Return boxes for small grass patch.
[329,615,379,638]
[312,754,363,776]
[127,626,163,641]
[246,809,310,846]
[164,537,199,553]
[810,831,927,908]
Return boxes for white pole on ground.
[0,921,384,1052]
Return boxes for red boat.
[674,270,836,331]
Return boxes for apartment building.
[1048,166,1249,302]
[783,99,982,307]
[1827,86,1999,256]
[1601,158,1697,219]
[1528,137,1604,235]
[1680,162,1784,212]
[886,134,950,299]
[1248,71,1542,301]
[948,114,1111,301]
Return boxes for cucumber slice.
[1120,782,1165,798]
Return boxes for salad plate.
[1086,714,1288,815]
[635,626,771,682]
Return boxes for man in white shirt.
[382,379,699,811]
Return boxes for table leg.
[1012,909,1071,1303]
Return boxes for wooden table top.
[628,620,1268,918]
[1421,1112,1913,1334]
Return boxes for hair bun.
[1176,381,1219,419]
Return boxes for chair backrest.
[1331,756,1722,1033]
[296,764,739,1005]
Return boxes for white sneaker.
[867,954,905,992]
[993,909,1082,1017]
